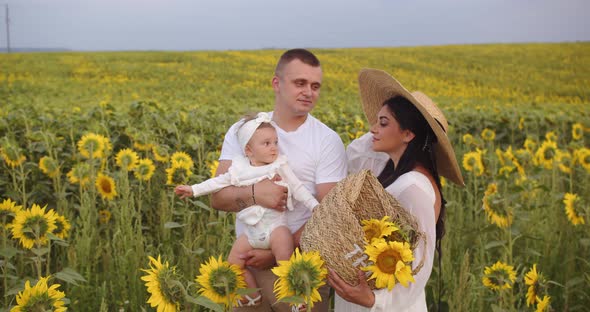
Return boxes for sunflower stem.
[19,163,27,208]
[2,226,7,307]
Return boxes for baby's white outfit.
[191,154,318,249]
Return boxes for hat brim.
[358,68,464,186]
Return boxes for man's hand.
[240,249,275,270]
[254,176,288,212]
[174,185,193,199]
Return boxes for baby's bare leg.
[228,235,261,304]
[269,226,294,262]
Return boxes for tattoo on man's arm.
[236,198,247,210]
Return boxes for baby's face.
[246,127,279,166]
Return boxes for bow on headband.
[237,112,273,153]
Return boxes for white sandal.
[236,294,262,307]
[291,303,306,312]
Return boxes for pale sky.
[2,0,589,51]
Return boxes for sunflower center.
[83,140,99,155]
[54,219,64,235]
[157,270,182,304]
[376,250,401,274]
[100,179,112,193]
[209,267,238,296]
[288,261,321,296]
[365,227,380,241]
[1,212,15,225]
[543,148,555,160]
[23,215,49,240]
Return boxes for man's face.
[273,59,323,116]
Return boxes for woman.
[327,69,464,311]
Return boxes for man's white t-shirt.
[219,112,348,236]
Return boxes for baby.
[174,112,318,307]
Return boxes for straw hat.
[300,170,425,288]
[358,68,464,186]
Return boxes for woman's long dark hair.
[376,96,447,257]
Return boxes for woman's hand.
[240,249,276,270]
[328,269,375,308]
[174,185,193,199]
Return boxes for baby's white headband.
[237,112,273,153]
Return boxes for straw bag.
[300,170,426,288]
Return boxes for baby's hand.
[174,185,193,199]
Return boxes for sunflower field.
[1,42,589,311]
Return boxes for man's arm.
[210,160,289,212]
[209,160,252,212]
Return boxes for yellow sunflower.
[0,198,22,230]
[515,148,533,166]
[67,163,92,187]
[134,158,156,181]
[12,276,67,312]
[152,145,170,163]
[52,213,71,240]
[462,134,474,146]
[166,163,192,186]
[1,145,26,168]
[362,239,414,291]
[572,123,584,141]
[39,156,60,178]
[77,133,105,159]
[133,141,154,152]
[535,295,551,312]
[208,159,219,178]
[481,128,496,141]
[535,140,557,169]
[482,261,516,291]
[115,148,139,171]
[482,183,513,228]
[524,264,543,307]
[196,255,246,307]
[574,147,590,173]
[141,255,183,312]
[495,148,506,166]
[272,248,327,309]
[361,216,399,244]
[545,131,558,142]
[524,138,537,154]
[98,209,111,224]
[10,204,57,249]
[563,193,585,225]
[518,117,525,130]
[462,149,485,176]
[96,173,117,200]
[101,135,112,157]
[170,151,194,169]
[555,150,573,174]
[504,147,526,179]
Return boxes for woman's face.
[370,105,414,157]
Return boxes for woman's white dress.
[335,133,436,312]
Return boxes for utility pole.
[5,4,10,53]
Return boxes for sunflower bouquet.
[360,216,417,290]
[300,170,425,290]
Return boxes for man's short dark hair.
[275,48,320,76]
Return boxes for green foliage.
[0,43,589,310]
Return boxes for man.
[211,48,348,312]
